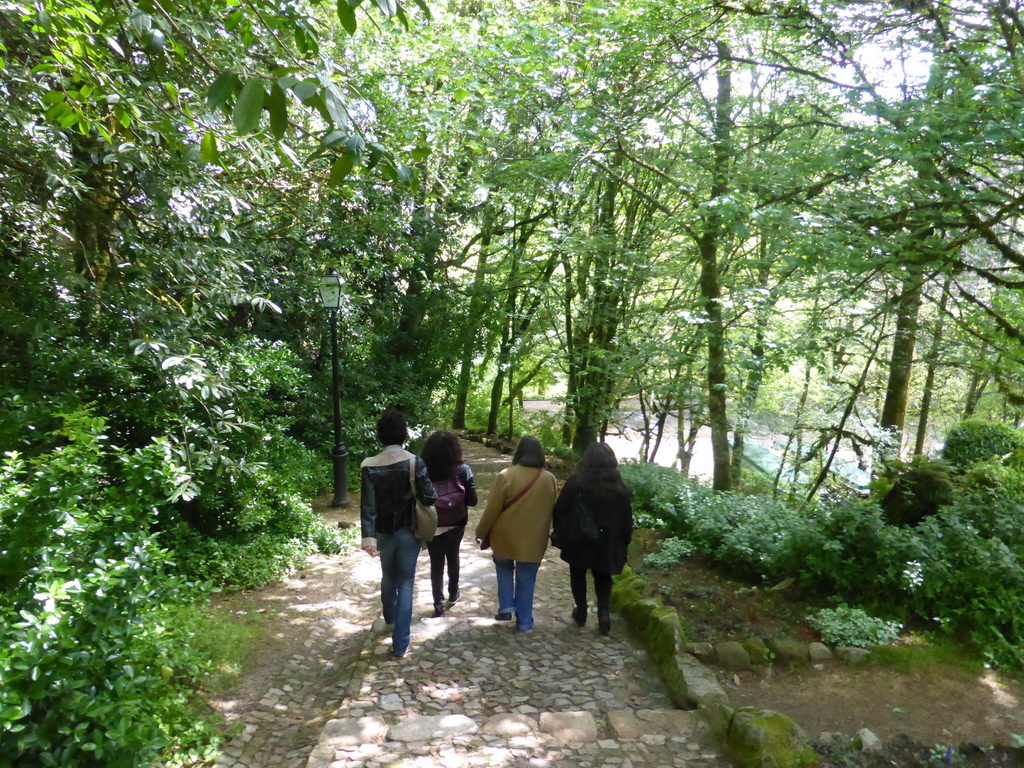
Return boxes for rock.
[648,606,685,663]
[388,714,478,742]
[380,693,404,711]
[857,728,883,753]
[317,717,388,747]
[636,708,699,737]
[481,714,536,737]
[818,732,835,746]
[742,637,770,665]
[607,709,642,739]
[808,642,832,663]
[678,653,729,708]
[837,646,871,666]
[539,711,599,742]
[716,641,753,671]
[686,642,715,662]
[767,637,810,664]
[727,707,817,768]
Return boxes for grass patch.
[185,603,282,693]
[869,636,984,674]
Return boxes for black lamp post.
[319,271,350,508]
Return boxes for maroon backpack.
[433,473,467,526]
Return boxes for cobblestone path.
[213,441,728,768]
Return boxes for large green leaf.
[233,77,265,133]
[337,1,357,34]
[267,82,287,139]
[375,0,397,18]
[200,132,219,165]
[330,154,354,183]
[323,85,349,130]
[207,71,239,109]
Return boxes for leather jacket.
[360,446,436,547]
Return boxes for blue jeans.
[493,555,541,631]
[377,528,421,655]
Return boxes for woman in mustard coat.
[475,436,557,632]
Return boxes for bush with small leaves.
[809,605,902,648]
[942,419,1024,470]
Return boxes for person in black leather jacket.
[360,409,435,658]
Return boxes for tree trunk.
[698,41,734,491]
[913,278,950,455]
[452,206,495,429]
[879,272,924,455]
[964,370,989,418]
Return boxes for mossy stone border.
[612,566,816,768]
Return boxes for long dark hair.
[512,436,545,468]
[421,430,463,481]
[575,442,630,501]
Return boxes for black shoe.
[494,612,513,621]
[572,607,587,627]
[598,608,611,635]
[447,590,461,606]
[432,603,445,618]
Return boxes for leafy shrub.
[0,411,220,766]
[641,537,696,570]
[620,462,686,531]
[809,605,902,647]
[942,419,1024,470]
[960,459,1024,496]
[622,460,1024,665]
[878,455,956,527]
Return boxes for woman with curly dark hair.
[420,431,477,618]
[551,442,633,635]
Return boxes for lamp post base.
[331,446,350,508]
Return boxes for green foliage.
[877,455,956,527]
[620,462,688,530]
[624,460,1024,666]
[808,605,902,648]
[942,419,1024,470]
[0,411,220,767]
[641,537,696,571]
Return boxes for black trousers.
[427,526,465,606]
[569,565,612,611]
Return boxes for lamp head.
[319,271,344,311]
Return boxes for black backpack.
[552,492,601,548]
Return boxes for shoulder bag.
[409,458,437,543]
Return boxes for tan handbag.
[409,459,437,543]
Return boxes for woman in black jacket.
[360,409,435,658]
[421,431,478,618]
[551,442,633,635]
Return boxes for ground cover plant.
[620,426,1024,669]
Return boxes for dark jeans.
[569,566,612,612]
[427,526,465,606]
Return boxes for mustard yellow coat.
[475,465,558,563]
